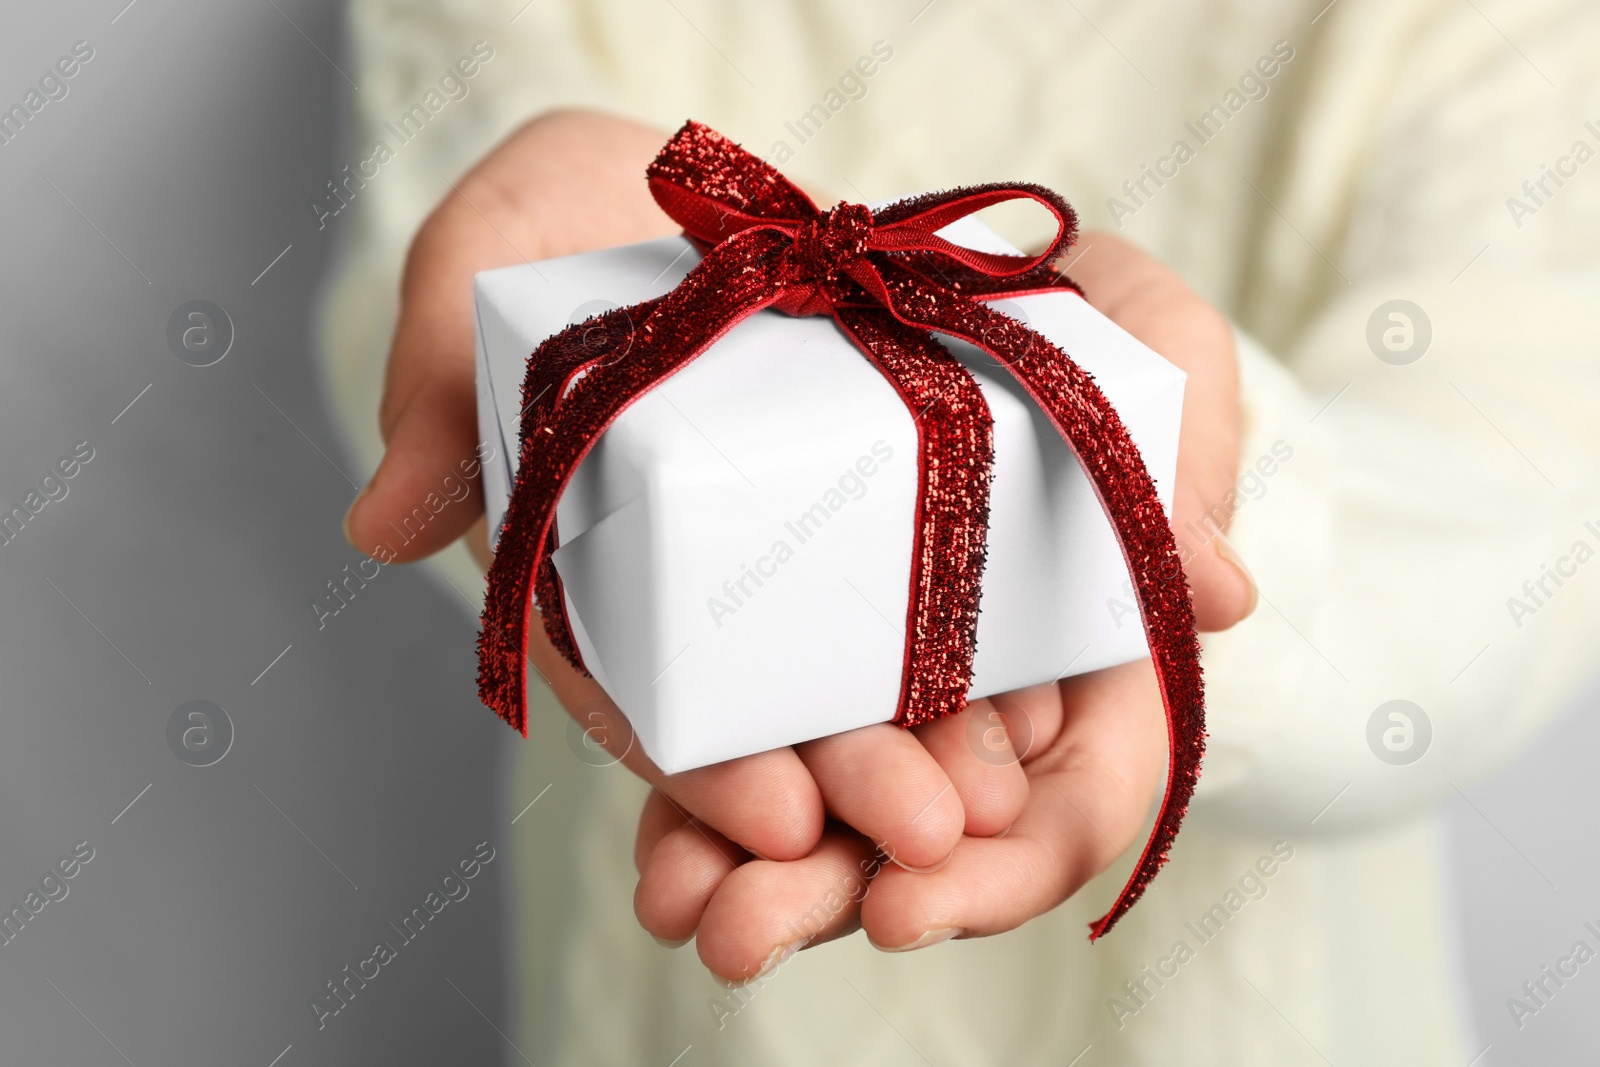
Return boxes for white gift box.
[475,218,1185,774]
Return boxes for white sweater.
[319,1,1600,1062]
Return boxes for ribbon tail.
[522,300,668,673]
[895,285,1204,941]
[479,323,643,733]
[833,308,994,727]
[478,231,791,734]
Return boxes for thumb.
[1060,231,1254,632]
[343,372,488,562]
[1172,473,1257,633]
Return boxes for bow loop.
[648,121,819,248]
[869,183,1077,279]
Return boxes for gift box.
[474,216,1184,774]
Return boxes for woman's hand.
[345,109,681,564]
[345,107,1032,931]
[631,232,1256,981]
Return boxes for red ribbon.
[478,121,1204,940]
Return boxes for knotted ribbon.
[478,121,1204,939]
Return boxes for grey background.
[0,2,512,1065]
[0,1,1594,1065]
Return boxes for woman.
[324,0,1600,1061]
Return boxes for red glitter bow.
[478,121,1204,940]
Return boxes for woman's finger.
[695,826,877,985]
[634,817,745,945]
[583,700,825,862]
[1066,231,1254,632]
[983,681,1069,769]
[344,370,485,561]
[533,622,825,862]
[347,110,677,564]
[860,660,1166,949]
[345,191,514,562]
[908,702,1029,837]
[794,723,965,872]
[654,750,825,863]
[634,787,692,873]
[859,770,1118,948]
[1174,481,1258,630]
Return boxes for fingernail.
[1212,531,1258,616]
[885,847,956,874]
[342,482,373,550]
[652,934,692,949]
[715,938,805,988]
[872,837,956,875]
[871,927,963,953]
